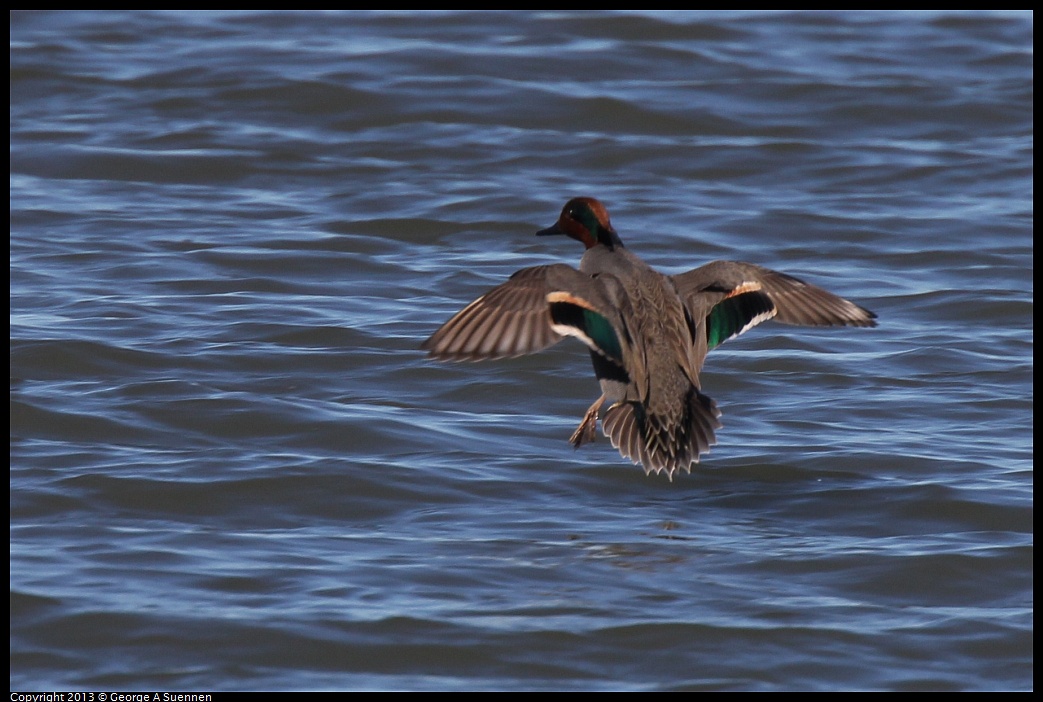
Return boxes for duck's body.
[422,198,877,480]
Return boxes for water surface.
[10,10,1033,691]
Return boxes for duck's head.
[537,197,624,251]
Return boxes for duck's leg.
[569,394,605,448]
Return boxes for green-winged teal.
[422,197,877,480]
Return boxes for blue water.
[10,11,1032,691]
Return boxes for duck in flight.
[422,197,877,480]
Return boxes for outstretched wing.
[673,260,877,329]
[421,265,565,360]
[676,259,875,336]
[422,264,629,363]
[670,260,877,369]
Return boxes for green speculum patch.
[706,291,775,350]
[550,302,623,361]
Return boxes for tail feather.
[601,388,722,480]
